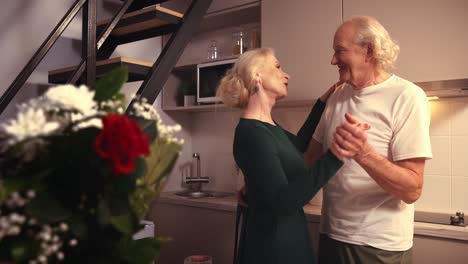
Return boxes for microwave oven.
[197,58,237,103]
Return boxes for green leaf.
[110,214,134,234]
[97,198,111,226]
[94,67,128,101]
[131,139,181,219]
[0,177,26,201]
[0,169,51,202]
[10,238,35,263]
[26,193,71,222]
[68,215,88,239]
[109,195,131,215]
[146,139,181,186]
[113,162,142,195]
[134,118,158,143]
[113,92,126,102]
[128,157,147,180]
[122,238,161,264]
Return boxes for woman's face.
[258,55,290,99]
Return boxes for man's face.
[331,22,371,88]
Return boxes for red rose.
[95,113,150,174]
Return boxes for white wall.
[0,0,80,121]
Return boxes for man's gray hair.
[348,16,400,70]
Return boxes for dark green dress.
[234,101,343,264]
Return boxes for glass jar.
[232,28,247,55]
[248,24,261,49]
[206,40,218,60]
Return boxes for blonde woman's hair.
[217,48,274,108]
[347,16,400,70]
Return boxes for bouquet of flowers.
[0,68,183,263]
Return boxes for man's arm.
[335,114,426,204]
[354,149,425,204]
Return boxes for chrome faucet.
[185,152,209,192]
[193,153,201,178]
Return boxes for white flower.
[2,108,60,144]
[130,100,184,145]
[45,84,97,116]
[70,113,102,131]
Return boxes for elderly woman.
[217,48,370,264]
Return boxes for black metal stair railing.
[0,0,89,115]
[0,0,212,115]
[0,0,137,113]
[81,0,97,88]
[133,0,212,106]
[67,0,136,84]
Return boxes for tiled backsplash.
[169,97,468,214]
[417,97,468,213]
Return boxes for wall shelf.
[161,0,261,111]
[174,54,239,69]
[197,2,260,34]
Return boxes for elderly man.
[305,16,432,264]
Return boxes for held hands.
[330,113,372,160]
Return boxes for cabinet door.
[343,0,468,82]
[148,203,236,264]
[262,0,342,101]
[413,235,468,264]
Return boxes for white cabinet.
[343,0,468,82]
[413,235,468,264]
[147,202,236,264]
[262,0,342,101]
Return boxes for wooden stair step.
[120,0,171,12]
[97,5,183,37]
[48,57,153,84]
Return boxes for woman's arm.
[236,124,343,215]
[289,82,341,152]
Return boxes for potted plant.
[179,82,196,107]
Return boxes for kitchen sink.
[174,190,233,199]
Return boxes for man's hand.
[331,113,371,159]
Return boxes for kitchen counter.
[159,191,468,241]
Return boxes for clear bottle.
[232,28,247,55]
[248,24,261,50]
[206,40,218,60]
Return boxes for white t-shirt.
[313,74,432,251]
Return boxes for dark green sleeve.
[284,99,326,153]
[236,124,342,216]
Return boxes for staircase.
[0,0,212,114]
